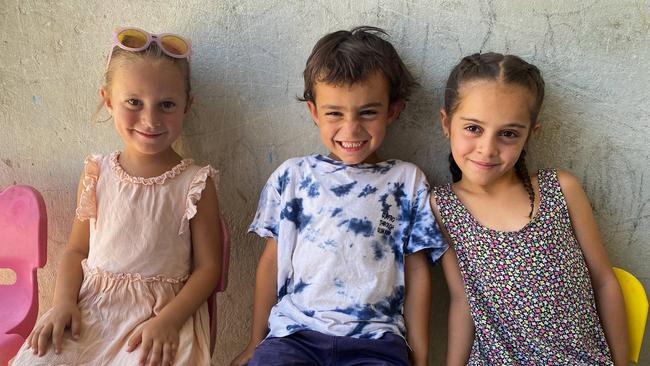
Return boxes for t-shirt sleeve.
[404,171,448,263]
[248,167,284,239]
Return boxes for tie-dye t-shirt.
[249,154,446,340]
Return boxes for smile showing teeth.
[340,141,364,148]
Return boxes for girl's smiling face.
[442,80,539,187]
[102,58,189,159]
[307,72,403,165]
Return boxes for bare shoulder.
[201,176,219,200]
[555,169,584,198]
[193,175,220,219]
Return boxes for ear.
[184,95,194,114]
[440,108,451,138]
[525,120,541,144]
[307,101,319,126]
[531,121,541,135]
[386,99,405,126]
[100,87,113,114]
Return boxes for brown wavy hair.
[299,26,417,104]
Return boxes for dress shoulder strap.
[430,183,465,230]
[536,168,572,216]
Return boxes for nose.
[478,135,499,157]
[139,106,160,129]
[341,117,364,136]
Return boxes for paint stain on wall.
[31,95,38,105]
[2,159,12,168]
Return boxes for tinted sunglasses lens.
[160,35,189,56]
[117,29,148,49]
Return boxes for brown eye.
[464,125,481,134]
[360,110,377,117]
[500,130,519,138]
[160,101,176,111]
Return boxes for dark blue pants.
[247,330,410,366]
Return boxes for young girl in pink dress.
[12,27,222,366]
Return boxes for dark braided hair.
[514,150,535,218]
[445,53,545,218]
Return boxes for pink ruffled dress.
[12,151,218,365]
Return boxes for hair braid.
[514,150,535,218]
[448,153,463,183]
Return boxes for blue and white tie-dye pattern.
[249,154,446,340]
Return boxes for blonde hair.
[92,42,192,123]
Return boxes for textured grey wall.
[1,1,648,365]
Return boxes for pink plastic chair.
[0,185,47,364]
[206,214,230,356]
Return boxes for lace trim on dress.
[76,154,102,222]
[109,151,193,186]
[178,165,220,235]
[81,259,189,284]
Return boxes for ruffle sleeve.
[75,154,102,222]
[178,165,219,235]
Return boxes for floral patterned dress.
[433,169,613,365]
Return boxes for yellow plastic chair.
[613,267,648,364]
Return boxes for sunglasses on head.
[107,26,191,67]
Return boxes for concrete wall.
[1,1,648,364]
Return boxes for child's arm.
[558,170,628,366]
[442,248,474,366]
[230,238,278,366]
[27,173,89,356]
[431,195,474,365]
[127,177,222,366]
[404,250,432,366]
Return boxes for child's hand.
[26,301,81,356]
[229,343,257,366]
[127,316,179,366]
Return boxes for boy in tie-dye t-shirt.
[231,27,446,366]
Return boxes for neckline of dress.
[446,170,545,235]
[109,151,194,186]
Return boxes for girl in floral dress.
[434,53,628,365]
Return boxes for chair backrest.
[207,214,230,355]
[0,185,47,339]
[613,267,648,364]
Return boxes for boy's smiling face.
[307,72,404,164]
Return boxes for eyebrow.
[460,117,528,129]
[320,102,384,110]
